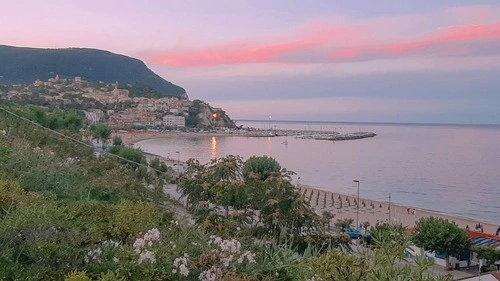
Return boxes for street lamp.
[353,180,360,231]
[175,151,180,174]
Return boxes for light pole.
[175,151,180,174]
[353,180,360,231]
[388,192,392,223]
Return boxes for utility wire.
[0,105,173,176]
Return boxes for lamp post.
[388,192,392,223]
[175,151,180,174]
[353,180,360,231]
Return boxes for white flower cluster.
[199,265,223,281]
[209,235,241,254]
[133,228,161,264]
[236,251,256,264]
[84,248,102,264]
[172,253,190,277]
[139,250,156,264]
[199,236,256,280]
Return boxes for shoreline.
[299,185,499,235]
[114,129,376,146]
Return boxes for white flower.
[113,257,119,263]
[199,266,221,281]
[236,227,241,231]
[133,238,145,253]
[173,254,190,277]
[138,250,156,264]
[179,264,189,276]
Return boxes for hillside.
[0,45,187,99]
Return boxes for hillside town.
[0,76,236,129]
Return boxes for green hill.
[0,45,187,98]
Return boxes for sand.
[298,185,499,235]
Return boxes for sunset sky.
[2,0,500,123]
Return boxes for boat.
[281,140,288,145]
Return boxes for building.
[163,115,185,127]
[75,77,82,82]
[84,110,105,124]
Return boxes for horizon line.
[235,119,500,127]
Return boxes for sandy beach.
[298,185,499,235]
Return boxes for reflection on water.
[211,136,218,160]
[135,123,500,223]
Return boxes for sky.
[1,0,500,124]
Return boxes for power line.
[0,105,172,176]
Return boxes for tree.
[334,218,354,230]
[242,155,281,181]
[471,246,500,269]
[89,124,111,144]
[112,135,123,146]
[118,147,146,168]
[413,217,470,269]
[369,222,406,248]
[322,211,335,229]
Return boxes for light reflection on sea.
[134,121,500,224]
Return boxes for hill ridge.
[0,45,187,99]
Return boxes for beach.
[299,185,498,235]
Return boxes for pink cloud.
[152,26,361,67]
[329,23,500,60]
[149,6,500,67]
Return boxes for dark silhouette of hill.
[0,45,187,98]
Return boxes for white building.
[163,115,185,127]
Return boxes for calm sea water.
[135,121,500,224]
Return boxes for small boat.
[281,140,288,145]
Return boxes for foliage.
[179,156,321,237]
[112,135,123,146]
[90,124,112,142]
[334,218,354,230]
[471,246,500,267]
[413,217,470,268]
[242,156,281,181]
[65,271,91,281]
[369,222,407,248]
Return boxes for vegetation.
[0,45,186,98]
[471,246,500,270]
[413,217,470,269]
[90,124,112,144]
[242,155,282,181]
[0,104,467,280]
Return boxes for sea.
[134,120,500,224]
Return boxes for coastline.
[114,129,376,146]
[299,185,499,235]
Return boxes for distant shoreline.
[237,119,500,128]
